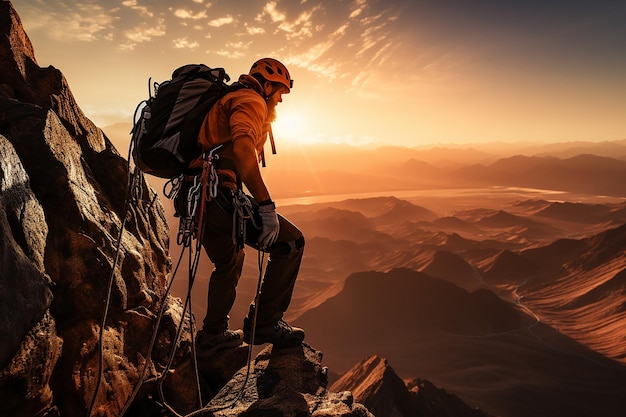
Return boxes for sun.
[272,108,311,144]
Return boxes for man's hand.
[258,202,279,249]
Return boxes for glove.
[258,201,280,249]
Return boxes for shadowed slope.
[294,268,626,417]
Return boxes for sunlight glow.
[273,109,313,144]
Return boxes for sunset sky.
[11,0,626,148]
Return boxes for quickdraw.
[230,188,257,249]
[172,145,224,247]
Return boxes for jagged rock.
[332,355,416,417]
[332,355,492,417]
[197,344,250,397]
[206,344,374,417]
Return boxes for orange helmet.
[249,58,293,91]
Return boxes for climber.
[193,58,305,356]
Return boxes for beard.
[267,102,278,123]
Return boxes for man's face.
[266,83,290,123]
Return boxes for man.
[194,58,305,355]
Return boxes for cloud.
[17,2,117,42]
[284,22,350,81]
[256,1,286,23]
[349,0,367,18]
[120,19,167,50]
[208,16,235,27]
[121,0,153,17]
[172,8,208,20]
[277,6,321,40]
[214,40,250,59]
[215,49,246,59]
[246,25,266,35]
[15,0,405,89]
[253,1,321,41]
[173,38,200,49]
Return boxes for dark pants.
[200,190,304,333]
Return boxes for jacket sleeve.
[228,92,267,149]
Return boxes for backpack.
[131,64,245,178]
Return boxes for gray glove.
[258,202,279,249]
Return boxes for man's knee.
[272,235,305,256]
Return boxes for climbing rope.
[90,137,264,416]
[87,138,144,417]
[157,249,268,417]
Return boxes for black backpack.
[131,64,244,178]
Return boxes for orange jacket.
[196,74,269,162]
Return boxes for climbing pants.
[200,189,305,333]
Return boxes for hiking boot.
[196,329,243,358]
[243,317,305,347]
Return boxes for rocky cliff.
[0,2,370,416]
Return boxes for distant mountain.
[478,249,540,284]
[331,355,493,417]
[406,146,499,168]
[534,201,626,225]
[521,237,588,270]
[371,198,438,224]
[400,158,443,180]
[433,217,480,234]
[453,154,626,196]
[529,141,626,160]
[296,268,530,343]
[476,210,532,228]
[449,139,626,160]
[285,196,436,221]
[566,223,626,270]
[420,250,483,290]
[286,207,401,244]
[520,224,626,362]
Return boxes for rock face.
[0,2,371,416]
[0,1,181,416]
